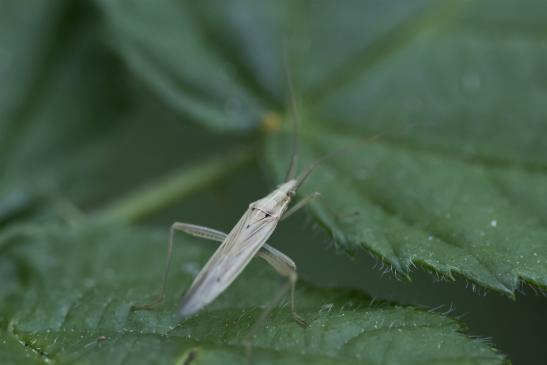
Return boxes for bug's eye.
[287,191,295,198]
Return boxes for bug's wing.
[180,208,278,317]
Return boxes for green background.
[1,0,546,363]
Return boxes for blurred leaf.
[0,1,64,128]
[0,2,235,229]
[94,0,269,131]
[0,223,505,365]
[0,1,66,225]
[0,1,135,227]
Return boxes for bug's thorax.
[250,179,298,217]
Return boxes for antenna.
[294,121,434,190]
[283,46,300,182]
[294,133,383,189]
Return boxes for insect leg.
[171,222,227,242]
[165,224,306,316]
[132,222,288,311]
[258,245,307,327]
[243,245,307,360]
[132,222,225,310]
[281,192,320,221]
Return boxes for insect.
[131,84,321,328]
[130,60,403,338]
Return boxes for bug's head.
[264,179,298,210]
[278,179,298,199]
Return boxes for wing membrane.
[180,207,278,317]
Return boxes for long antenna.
[283,47,300,182]
[294,121,434,190]
[294,133,382,189]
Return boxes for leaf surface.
[0,223,505,365]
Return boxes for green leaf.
[0,328,43,364]
[94,0,269,131]
[267,125,547,296]
[94,0,547,294]
[0,223,505,365]
[264,0,547,295]
[1,0,543,362]
[0,1,134,227]
[0,2,226,229]
[0,2,64,127]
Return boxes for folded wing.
[180,208,278,317]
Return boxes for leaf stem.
[95,146,253,224]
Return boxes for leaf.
[0,1,66,225]
[0,1,235,229]
[0,1,64,128]
[0,1,135,227]
[94,0,547,295]
[263,0,547,296]
[266,120,547,296]
[0,223,505,365]
[94,0,268,131]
